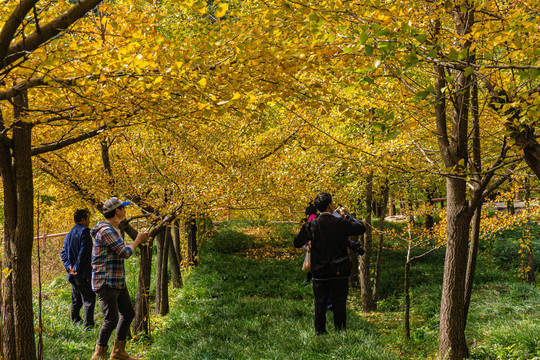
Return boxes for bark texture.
[373,181,389,300]
[359,173,376,312]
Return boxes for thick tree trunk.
[8,123,36,360]
[373,180,389,300]
[359,173,376,312]
[435,6,475,357]
[439,179,472,359]
[516,141,540,179]
[0,89,37,360]
[0,132,16,360]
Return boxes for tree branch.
[0,77,83,101]
[259,127,301,160]
[36,155,104,208]
[408,245,444,264]
[2,0,104,70]
[0,77,45,101]
[0,0,39,68]
[31,122,109,156]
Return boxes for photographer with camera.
[294,192,366,335]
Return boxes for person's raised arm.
[294,222,310,248]
[338,207,366,235]
[131,231,149,250]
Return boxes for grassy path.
[145,247,398,359]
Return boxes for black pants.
[96,285,135,347]
[71,276,96,329]
[313,277,349,334]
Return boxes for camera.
[348,240,365,256]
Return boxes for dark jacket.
[294,212,366,277]
[61,223,93,283]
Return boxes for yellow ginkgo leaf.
[215,3,229,18]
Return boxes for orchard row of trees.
[1,1,540,359]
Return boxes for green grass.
[145,230,397,360]
[36,220,540,359]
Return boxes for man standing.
[294,192,366,335]
[90,197,148,360]
[61,209,95,329]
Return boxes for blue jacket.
[61,223,92,283]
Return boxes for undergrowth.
[35,220,540,359]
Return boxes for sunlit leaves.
[3,0,537,230]
[215,3,229,18]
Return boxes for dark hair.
[74,209,90,224]
[314,192,332,212]
[104,206,124,219]
[305,202,317,216]
[104,209,116,219]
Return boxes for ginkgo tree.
[286,1,538,359]
[170,2,538,359]
[3,1,540,359]
[0,0,186,358]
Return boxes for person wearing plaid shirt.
[92,224,134,291]
[90,197,148,360]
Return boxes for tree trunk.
[348,236,360,288]
[407,197,415,224]
[522,139,540,180]
[133,232,153,336]
[0,130,16,360]
[154,229,165,315]
[425,214,434,230]
[523,180,536,284]
[168,224,183,288]
[359,173,376,312]
[463,78,482,328]
[435,6,475,357]
[172,219,183,267]
[186,216,198,266]
[439,178,472,359]
[12,123,35,360]
[158,227,170,316]
[527,244,536,284]
[373,180,389,300]
[463,202,482,330]
[133,240,153,335]
[404,261,411,339]
[425,191,435,231]
[0,88,37,360]
[101,138,114,176]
